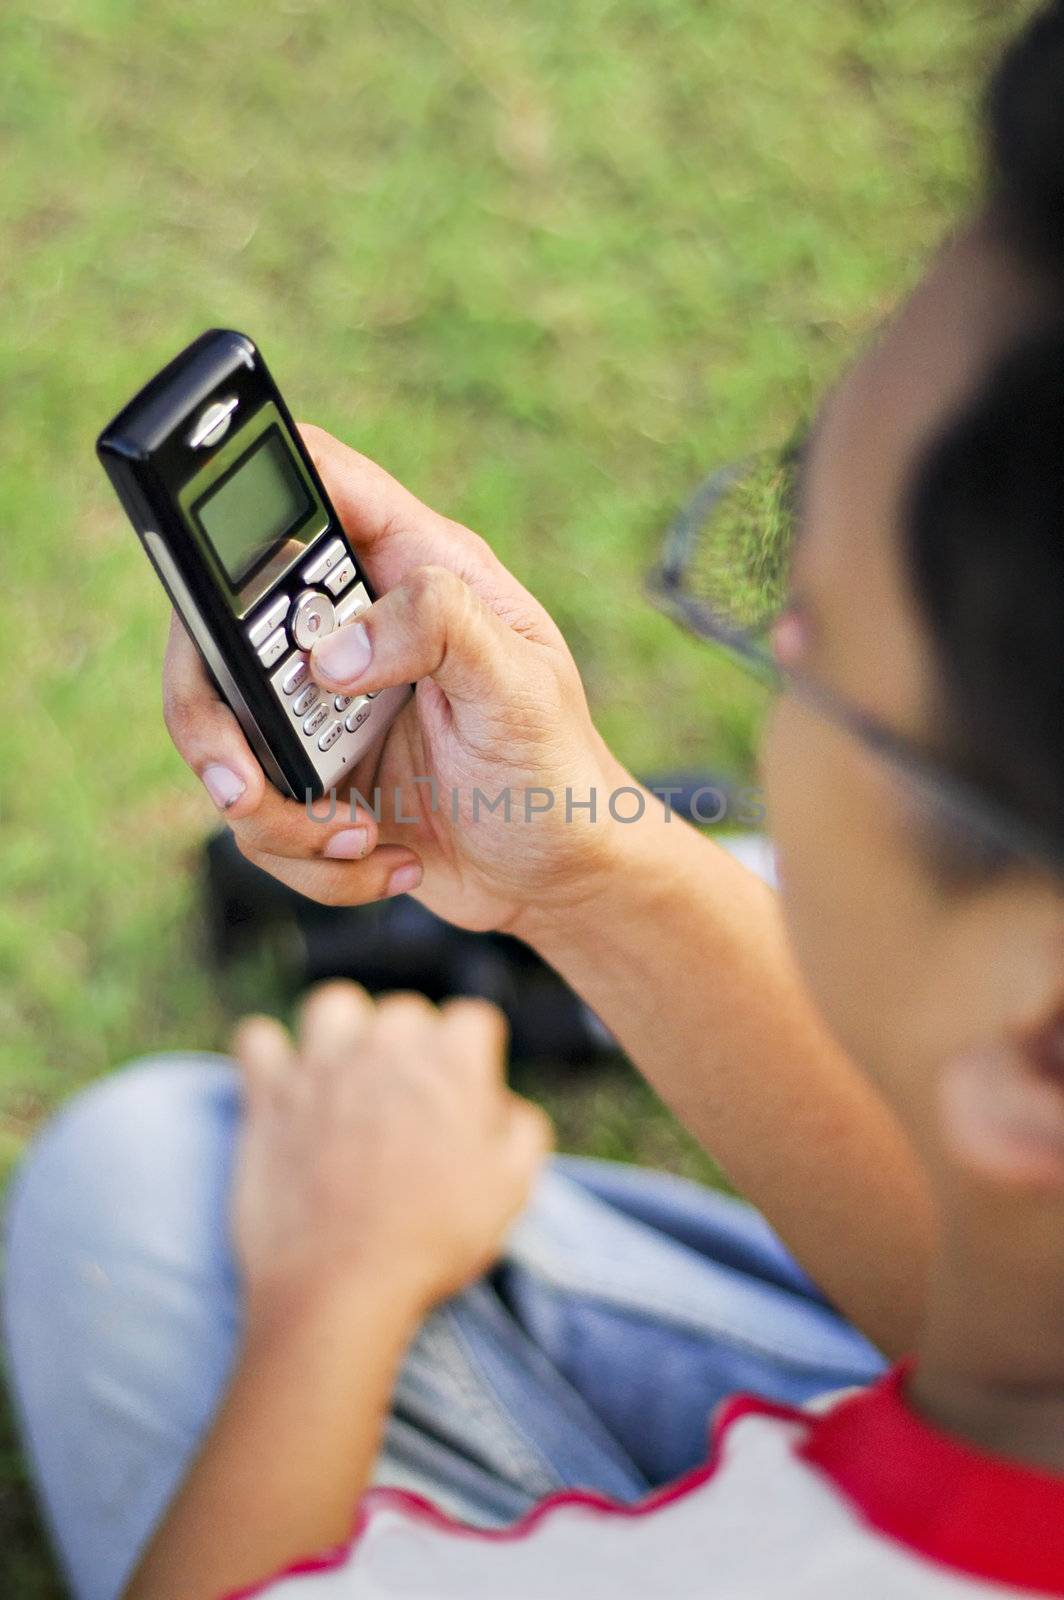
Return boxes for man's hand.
[232,981,553,1329]
[163,425,627,934]
[126,983,549,1600]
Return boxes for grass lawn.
[0,1,1032,1589]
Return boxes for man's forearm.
[124,1280,418,1600]
[519,781,934,1357]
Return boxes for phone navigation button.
[291,589,336,651]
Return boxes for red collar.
[797,1363,1064,1595]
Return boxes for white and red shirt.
[231,1366,1064,1599]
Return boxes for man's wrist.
[241,1264,426,1365]
[511,767,693,959]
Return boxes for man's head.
[761,6,1064,1209]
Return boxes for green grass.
[0,0,1033,1589]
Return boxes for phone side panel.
[97,444,322,800]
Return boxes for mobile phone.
[97,328,411,801]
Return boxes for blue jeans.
[2,1055,885,1600]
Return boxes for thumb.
[309,564,527,707]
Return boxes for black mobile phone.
[97,329,411,801]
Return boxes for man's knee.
[4,1053,239,1273]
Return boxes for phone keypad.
[334,583,371,626]
[302,703,328,738]
[301,537,346,586]
[281,659,308,696]
[292,683,320,716]
[344,698,371,734]
[246,593,290,648]
[257,627,289,669]
[324,555,356,596]
[259,533,391,787]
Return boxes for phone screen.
[193,426,312,586]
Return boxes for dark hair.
[904,3,1064,871]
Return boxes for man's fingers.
[166,613,397,863]
[440,998,510,1086]
[237,840,424,909]
[231,1014,293,1103]
[309,565,531,707]
[162,614,265,818]
[301,425,540,633]
[298,981,376,1072]
[298,426,438,576]
[299,423,489,578]
[228,786,384,864]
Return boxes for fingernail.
[323,827,369,861]
[202,764,246,810]
[314,621,372,685]
[386,862,423,898]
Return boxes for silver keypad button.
[303,703,329,737]
[290,589,336,651]
[324,555,356,596]
[334,583,371,626]
[257,627,289,669]
[246,593,290,648]
[334,695,352,712]
[301,537,346,586]
[344,698,372,734]
[317,720,343,752]
[293,684,320,716]
[281,659,309,696]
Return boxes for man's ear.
[941,1016,1064,1189]
[935,880,1064,1189]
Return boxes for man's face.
[760,227,1046,1154]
